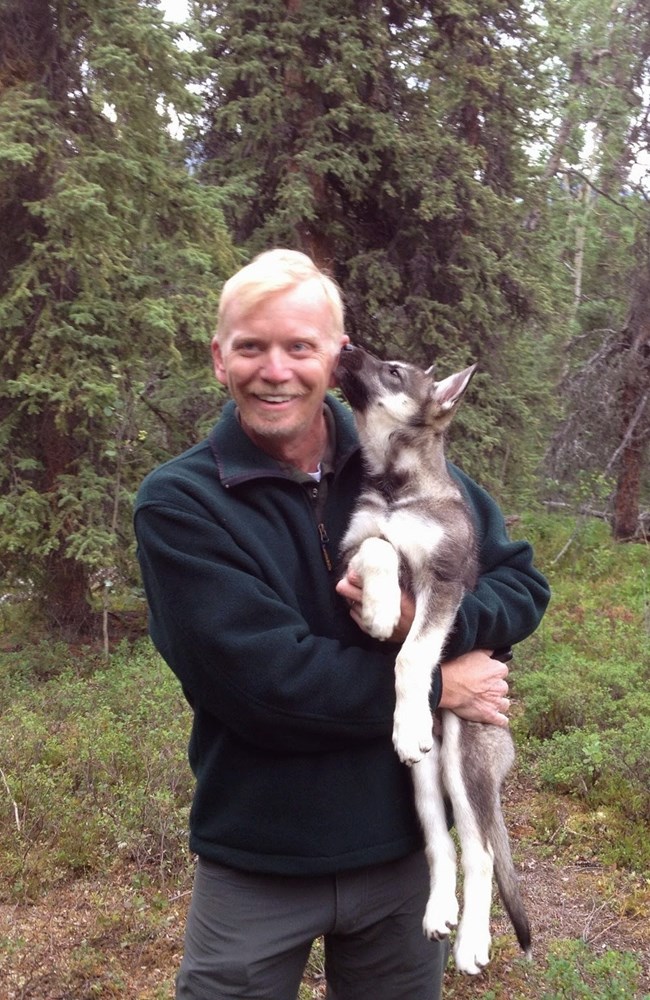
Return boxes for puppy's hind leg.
[411,745,459,941]
[441,712,494,975]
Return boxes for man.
[134,249,550,1000]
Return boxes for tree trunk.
[279,0,336,268]
[612,269,650,541]
[39,410,96,635]
[43,551,94,635]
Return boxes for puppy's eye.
[387,366,402,381]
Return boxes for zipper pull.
[318,522,333,572]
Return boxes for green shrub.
[514,647,650,739]
[542,939,645,999]
[531,719,649,811]
[511,514,650,870]
[0,640,193,899]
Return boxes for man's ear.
[211,336,228,385]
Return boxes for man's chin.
[241,413,305,443]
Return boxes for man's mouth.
[253,394,301,405]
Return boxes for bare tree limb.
[0,766,21,832]
[559,168,644,217]
[605,390,650,475]
[543,501,611,520]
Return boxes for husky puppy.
[337,344,531,975]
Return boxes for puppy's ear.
[431,364,477,415]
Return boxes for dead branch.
[559,167,642,217]
[605,389,650,475]
[0,766,21,832]
[543,501,611,520]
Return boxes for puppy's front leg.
[392,625,447,765]
[392,584,463,765]
[347,537,402,640]
[392,580,463,765]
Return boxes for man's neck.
[241,410,329,475]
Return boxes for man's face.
[212,280,348,458]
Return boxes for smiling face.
[212,280,349,470]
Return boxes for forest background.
[1,0,649,632]
[0,1,649,997]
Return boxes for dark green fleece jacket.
[134,395,550,876]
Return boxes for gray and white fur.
[337,344,531,975]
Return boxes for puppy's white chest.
[382,509,444,567]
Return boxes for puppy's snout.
[337,343,367,373]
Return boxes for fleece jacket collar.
[208,395,360,489]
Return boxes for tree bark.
[43,551,94,634]
[612,267,650,541]
[39,409,95,634]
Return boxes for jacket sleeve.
[444,467,551,660]
[134,496,410,756]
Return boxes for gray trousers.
[176,851,449,1000]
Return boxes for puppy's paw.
[422,892,459,941]
[453,926,491,976]
[358,577,402,640]
[392,705,434,765]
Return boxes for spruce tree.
[0,0,236,633]
[190,0,553,496]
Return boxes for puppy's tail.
[491,810,532,959]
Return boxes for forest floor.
[1,771,648,1000]
[2,517,649,998]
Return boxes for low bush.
[511,514,650,869]
[0,639,193,899]
[542,939,645,999]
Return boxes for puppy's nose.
[342,343,355,352]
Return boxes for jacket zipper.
[308,483,334,573]
[317,522,333,572]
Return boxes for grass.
[0,513,649,998]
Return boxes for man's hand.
[439,650,511,727]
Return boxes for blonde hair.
[216,248,344,344]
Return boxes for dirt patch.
[1,771,648,999]
[0,872,188,999]
[519,858,648,963]
[1,852,647,1000]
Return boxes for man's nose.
[260,348,292,382]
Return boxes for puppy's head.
[336,345,476,435]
